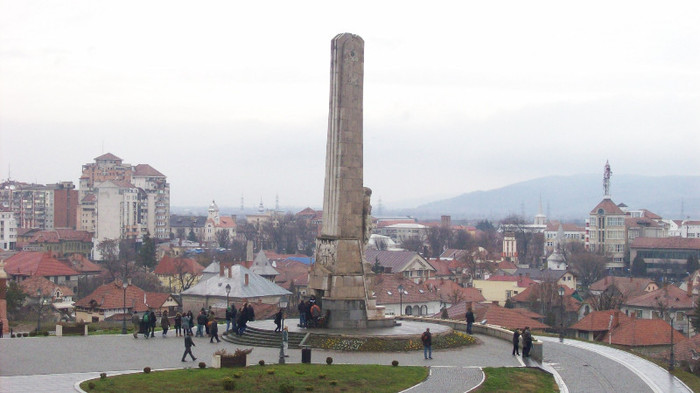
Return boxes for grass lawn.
[473,367,559,393]
[80,364,428,393]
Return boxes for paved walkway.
[0,323,693,392]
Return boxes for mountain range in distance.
[392,174,700,222]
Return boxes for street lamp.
[122,281,128,334]
[225,283,231,308]
[669,314,675,371]
[278,297,289,364]
[397,284,404,316]
[558,286,565,342]
[36,289,48,333]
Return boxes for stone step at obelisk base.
[308,33,392,329]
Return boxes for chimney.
[613,310,620,328]
[605,276,608,285]
[219,263,225,277]
[244,274,249,286]
[688,278,694,297]
[629,276,632,282]
[525,272,530,278]
[246,240,254,261]
[228,266,232,279]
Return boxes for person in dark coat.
[181,331,197,362]
[274,309,283,332]
[512,328,521,356]
[209,317,220,343]
[174,312,182,337]
[421,328,432,360]
[466,307,475,334]
[149,311,157,337]
[161,310,170,337]
[237,302,248,335]
[225,306,235,333]
[298,300,307,328]
[196,310,207,337]
[522,327,532,357]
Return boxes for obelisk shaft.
[321,33,364,239]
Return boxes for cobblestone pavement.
[0,327,688,393]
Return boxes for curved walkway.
[0,324,691,393]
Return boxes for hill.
[410,174,700,221]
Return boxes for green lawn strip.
[473,367,559,393]
[80,364,428,393]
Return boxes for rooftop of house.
[601,317,688,347]
[182,264,290,299]
[439,301,549,330]
[589,276,657,298]
[132,163,165,177]
[484,275,537,288]
[630,237,700,250]
[365,250,433,273]
[570,310,630,332]
[590,198,625,215]
[623,284,695,309]
[154,255,204,276]
[4,251,80,277]
[17,228,93,243]
[19,275,74,298]
[73,280,174,312]
[510,284,580,312]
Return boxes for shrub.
[325,357,333,365]
[29,331,36,337]
[295,370,306,375]
[43,331,49,336]
[318,374,326,379]
[305,386,313,391]
[87,381,96,390]
[10,334,15,338]
[100,372,107,379]
[329,380,338,386]
[392,360,399,367]
[233,371,243,379]
[222,377,235,391]
[23,332,28,337]
[278,382,295,393]
[198,362,206,369]
[143,367,151,374]
[267,369,275,375]
[259,360,266,366]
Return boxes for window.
[636,310,643,318]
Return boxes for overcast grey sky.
[1,1,698,210]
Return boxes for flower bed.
[306,331,476,352]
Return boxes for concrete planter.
[55,324,88,337]
[213,354,247,368]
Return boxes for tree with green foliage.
[631,254,647,276]
[687,254,699,274]
[138,233,157,272]
[476,219,495,232]
[187,227,197,242]
[692,298,700,333]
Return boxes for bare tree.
[97,239,121,281]
[176,227,186,241]
[569,251,607,289]
[173,258,201,292]
[401,236,424,253]
[216,230,231,249]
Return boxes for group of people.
[512,327,533,357]
[297,297,322,328]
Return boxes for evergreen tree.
[187,228,197,242]
[631,254,646,276]
[687,254,699,274]
[693,298,700,333]
[138,233,157,271]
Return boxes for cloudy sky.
[1,1,698,211]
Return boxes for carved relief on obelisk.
[308,33,387,329]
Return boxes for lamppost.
[558,286,565,342]
[278,297,289,364]
[36,289,48,333]
[397,284,404,316]
[669,313,675,371]
[121,281,129,334]
[225,283,231,309]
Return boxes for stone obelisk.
[308,33,388,329]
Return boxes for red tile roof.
[630,237,700,250]
[94,153,122,161]
[570,310,630,332]
[589,276,657,298]
[132,164,165,177]
[273,259,310,289]
[19,229,93,244]
[4,252,80,277]
[602,318,687,347]
[154,255,204,275]
[440,249,468,260]
[670,333,700,362]
[590,198,625,215]
[374,274,441,304]
[423,278,486,303]
[365,250,432,273]
[487,275,537,288]
[441,302,549,330]
[623,285,695,309]
[545,221,585,232]
[510,284,580,312]
[428,259,454,276]
[19,276,74,297]
[66,254,103,273]
[74,280,173,312]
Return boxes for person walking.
[522,327,532,358]
[185,311,194,336]
[466,307,475,334]
[209,318,220,343]
[512,328,521,356]
[181,332,197,362]
[131,311,140,338]
[161,310,170,337]
[421,328,432,360]
[174,312,182,337]
[141,312,150,339]
[274,309,283,332]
